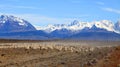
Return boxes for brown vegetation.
[92,46,120,67]
[0,40,119,67]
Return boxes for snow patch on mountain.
[0,15,27,26]
[93,20,115,32]
[0,15,36,32]
[35,20,119,33]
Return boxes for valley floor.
[0,40,119,67]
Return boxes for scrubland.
[0,40,119,67]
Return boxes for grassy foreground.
[0,40,119,67]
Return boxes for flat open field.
[0,40,120,67]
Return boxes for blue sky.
[0,0,120,26]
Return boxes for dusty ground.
[93,46,120,67]
[0,40,119,67]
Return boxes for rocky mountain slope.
[36,20,120,34]
[0,15,120,40]
[0,15,36,32]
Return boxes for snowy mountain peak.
[0,15,27,26]
[35,20,120,34]
[93,20,114,32]
[116,20,120,26]
[0,15,9,23]
[114,21,120,33]
[70,20,79,26]
[0,15,36,32]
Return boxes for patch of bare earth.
[0,40,119,67]
[0,47,113,67]
[91,46,120,67]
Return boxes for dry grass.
[93,46,120,67]
[0,40,119,67]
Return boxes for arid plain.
[0,40,120,67]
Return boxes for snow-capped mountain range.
[0,15,26,26]
[0,15,120,40]
[36,20,120,34]
[0,15,36,32]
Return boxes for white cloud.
[8,0,19,1]
[102,7,120,14]
[96,1,105,5]
[68,0,81,4]
[0,0,20,2]
[0,5,41,10]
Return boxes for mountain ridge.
[0,15,120,40]
[0,15,36,32]
[36,20,120,34]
